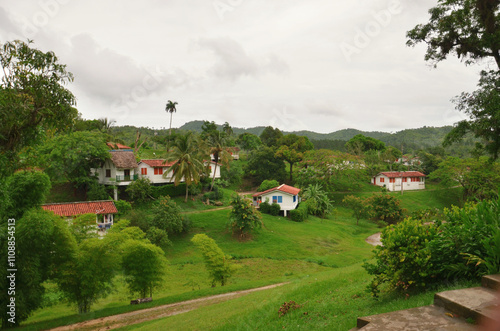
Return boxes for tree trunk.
[169,112,173,136]
[185,184,189,203]
[289,162,294,182]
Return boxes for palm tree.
[165,100,178,136]
[206,130,230,191]
[165,132,204,202]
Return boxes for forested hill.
[178,121,454,149]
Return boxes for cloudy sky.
[0,0,488,133]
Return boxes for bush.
[363,218,439,296]
[151,183,187,199]
[259,201,271,214]
[228,194,262,239]
[203,185,224,201]
[290,202,308,222]
[151,196,188,234]
[126,178,152,203]
[258,179,280,192]
[269,203,281,216]
[369,193,406,225]
[114,200,132,220]
[86,180,111,201]
[146,227,172,249]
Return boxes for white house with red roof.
[252,184,301,216]
[138,159,221,184]
[372,171,426,192]
[94,151,139,186]
[42,200,117,230]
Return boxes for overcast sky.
[0,0,489,133]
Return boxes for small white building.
[42,200,118,231]
[94,151,139,186]
[252,184,301,216]
[138,159,221,184]
[372,171,426,192]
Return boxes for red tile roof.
[379,171,426,178]
[140,159,176,167]
[42,200,118,217]
[253,184,301,197]
[107,142,132,149]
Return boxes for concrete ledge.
[434,287,498,322]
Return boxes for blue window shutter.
[278,196,283,203]
[293,195,296,202]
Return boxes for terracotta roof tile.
[42,200,117,217]
[107,142,132,149]
[253,184,301,197]
[140,159,176,167]
[379,171,426,178]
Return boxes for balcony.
[116,174,138,182]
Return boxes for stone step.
[350,305,474,331]
[482,274,500,291]
[434,286,498,324]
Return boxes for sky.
[0,0,489,134]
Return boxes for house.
[252,184,301,216]
[94,151,139,186]
[107,142,133,151]
[138,159,221,184]
[372,171,426,191]
[42,200,117,230]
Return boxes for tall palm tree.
[165,100,178,136]
[165,132,204,202]
[206,130,230,191]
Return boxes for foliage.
[278,301,301,317]
[258,179,280,192]
[86,179,111,201]
[259,201,271,214]
[236,132,262,151]
[191,234,240,287]
[289,202,309,222]
[146,227,172,249]
[342,195,372,225]
[0,40,77,177]
[245,146,287,185]
[429,156,500,201]
[70,213,98,243]
[295,149,368,192]
[275,134,314,182]
[165,100,178,136]
[0,209,76,328]
[55,237,120,314]
[228,194,262,238]
[445,70,500,159]
[114,199,132,219]
[220,161,244,187]
[151,183,187,198]
[301,183,333,218]
[203,185,224,201]
[269,203,281,216]
[126,177,153,203]
[166,132,206,202]
[151,195,189,234]
[36,131,110,187]
[369,193,406,225]
[363,218,439,296]
[259,126,283,147]
[121,239,167,298]
[203,126,231,190]
[345,134,386,155]
[310,139,347,152]
[407,1,500,159]
[2,169,51,219]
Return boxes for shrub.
[126,178,152,203]
[114,199,132,220]
[203,185,224,201]
[259,201,271,214]
[146,227,172,249]
[228,194,262,239]
[269,203,281,216]
[86,180,111,201]
[290,202,308,222]
[363,217,439,296]
[342,195,372,225]
[151,183,187,198]
[258,179,280,192]
[151,195,187,234]
[368,193,406,225]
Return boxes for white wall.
[374,175,425,191]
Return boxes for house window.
[380,178,385,183]
[402,177,407,182]
[411,177,418,182]
[389,178,395,183]
[105,169,111,178]
[141,168,147,175]
[272,196,283,204]
[154,167,163,175]
[293,195,296,203]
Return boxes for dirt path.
[366,232,382,246]
[49,283,288,331]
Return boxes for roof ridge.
[43,200,114,206]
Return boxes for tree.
[205,129,231,191]
[343,195,373,225]
[126,177,153,203]
[191,234,240,287]
[407,1,500,159]
[0,209,76,328]
[0,40,77,177]
[151,195,187,234]
[345,134,386,155]
[36,131,110,188]
[301,184,333,218]
[236,132,262,151]
[166,132,205,202]
[97,117,116,134]
[429,156,500,201]
[165,100,178,136]
[275,134,314,182]
[228,194,262,239]
[259,126,283,147]
[258,179,280,192]
[121,240,167,298]
[245,146,287,185]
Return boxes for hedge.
[151,183,187,198]
[290,202,309,222]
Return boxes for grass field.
[24,183,466,330]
